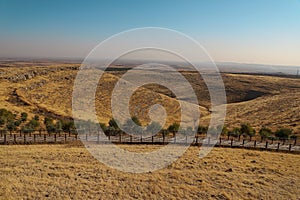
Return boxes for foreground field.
[0,143,299,199]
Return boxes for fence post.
[208,137,210,146]
[265,141,268,150]
[242,139,245,146]
[151,136,154,144]
[289,144,292,151]
[254,140,256,148]
[294,138,297,146]
[119,134,121,143]
[4,134,6,144]
[277,142,280,151]
[219,137,222,146]
[230,138,233,147]
[271,138,274,144]
[130,135,133,143]
[54,134,57,142]
[174,134,176,144]
[14,134,16,143]
[44,134,46,142]
[34,134,36,143]
[163,134,165,144]
[24,133,26,143]
[196,136,198,145]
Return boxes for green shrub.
[275,128,292,139]
[108,118,119,129]
[167,123,180,133]
[20,112,28,122]
[240,124,256,137]
[259,127,273,138]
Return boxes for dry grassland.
[0,143,299,199]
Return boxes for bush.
[108,118,119,129]
[61,119,75,132]
[275,128,292,139]
[55,120,62,131]
[20,112,28,122]
[197,125,208,134]
[6,120,16,131]
[240,124,256,137]
[229,127,241,138]
[168,123,180,133]
[14,120,22,127]
[44,117,56,133]
[0,108,15,125]
[259,127,273,138]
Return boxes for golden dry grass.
[0,143,299,199]
[0,62,299,131]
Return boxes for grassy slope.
[0,144,299,199]
[0,64,300,131]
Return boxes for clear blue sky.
[0,0,300,65]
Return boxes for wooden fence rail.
[0,130,299,153]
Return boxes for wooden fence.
[0,130,299,153]
[0,130,77,144]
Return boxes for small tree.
[168,123,180,133]
[197,125,208,134]
[61,120,74,132]
[275,128,292,139]
[44,117,55,133]
[230,127,241,138]
[6,120,16,131]
[240,124,255,138]
[14,120,21,127]
[259,127,273,139]
[20,112,28,122]
[131,116,141,126]
[55,120,62,132]
[108,118,119,129]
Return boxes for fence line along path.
[0,130,299,153]
[0,130,77,144]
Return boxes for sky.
[0,0,300,66]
